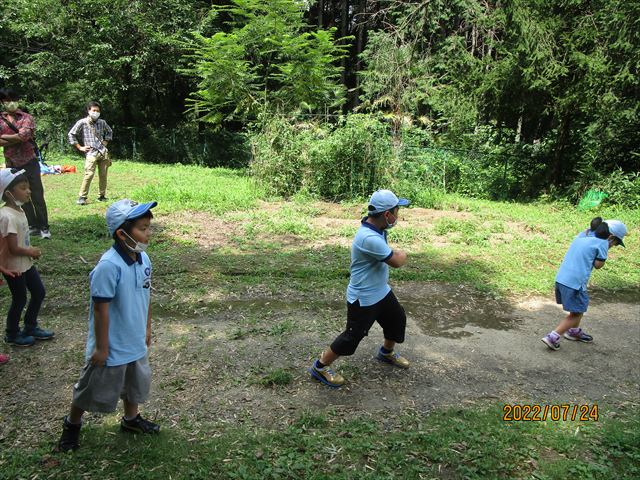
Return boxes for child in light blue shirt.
[542,219,628,350]
[309,190,411,388]
[58,199,160,451]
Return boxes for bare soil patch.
[1,282,638,448]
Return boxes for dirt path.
[2,282,637,447]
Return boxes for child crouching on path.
[0,168,52,347]
[58,199,159,452]
[309,190,411,388]
[542,219,628,351]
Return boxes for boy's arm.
[91,302,110,366]
[385,249,407,268]
[593,259,606,269]
[146,301,152,347]
[5,233,41,259]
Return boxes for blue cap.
[605,219,627,247]
[106,199,157,235]
[368,189,410,214]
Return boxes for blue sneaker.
[564,328,593,343]
[308,361,345,388]
[23,327,54,340]
[4,333,35,347]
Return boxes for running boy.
[542,219,627,350]
[58,199,159,452]
[0,168,52,347]
[68,101,113,205]
[309,189,410,388]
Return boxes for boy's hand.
[0,267,20,278]
[29,247,42,259]
[90,348,109,367]
[77,145,90,153]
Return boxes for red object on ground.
[0,353,9,365]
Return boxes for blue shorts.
[555,282,589,313]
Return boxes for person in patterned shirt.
[0,88,51,239]
[68,101,113,205]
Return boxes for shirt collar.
[361,217,385,235]
[113,241,142,265]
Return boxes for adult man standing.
[68,101,113,205]
[0,88,51,239]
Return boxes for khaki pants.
[79,152,110,199]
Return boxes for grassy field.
[0,155,638,479]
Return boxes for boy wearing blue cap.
[309,189,411,388]
[58,199,159,451]
[542,219,628,351]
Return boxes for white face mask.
[7,191,25,207]
[122,230,148,253]
[385,211,397,229]
[4,101,19,113]
[88,111,101,121]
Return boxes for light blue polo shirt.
[85,243,152,367]
[556,236,608,291]
[346,219,393,306]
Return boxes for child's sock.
[314,359,325,369]
[380,346,392,354]
[124,415,137,421]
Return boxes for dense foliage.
[1,0,638,204]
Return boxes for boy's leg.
[553,312,584,336]
[3,273,31,345]
[58,405,85,452]
[120,356,159,433]
[310,301,377,387]
[376,291,410,368]
[543,284,589,350]
[79,155,98,199]
[97,155,109,198]
[22,267,52,339]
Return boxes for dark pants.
[22,158,49,230]
[3,266,46,337]
[330,290,407,356]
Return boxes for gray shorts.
[72,355,151,413]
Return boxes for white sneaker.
[40,228,51,239]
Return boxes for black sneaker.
[57,416,81,452]
[4,333,35,347]
[23,327,55,340]
[120,414,160,434]
[98,195,107,202]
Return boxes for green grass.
[23,154,639,308]
[1,405,637,479]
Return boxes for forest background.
[1,0,638,206]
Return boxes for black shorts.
[330,290,406,356]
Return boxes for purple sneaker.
[564,328,593,343]
[541,332,560,351]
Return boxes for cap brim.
[397,198,410,207]
[616,237,625,247]
[126,201,157,221]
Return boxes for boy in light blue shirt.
[58,199,159,451]
[542,219,628,350]
[309,190,411,388]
